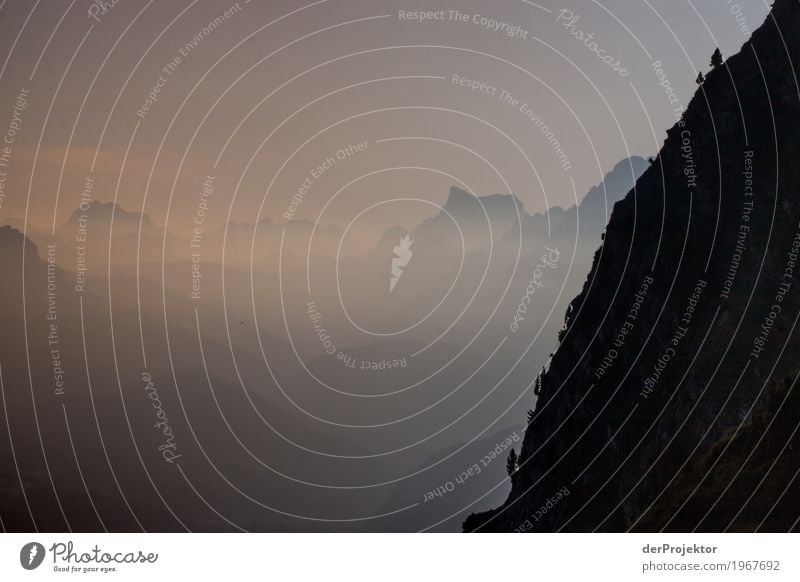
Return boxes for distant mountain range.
[0,152,648,531]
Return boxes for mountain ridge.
[465,0,800,533]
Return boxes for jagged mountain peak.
[65,200,153,227]
[443,186,527,217]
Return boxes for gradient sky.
[0,0,772,239]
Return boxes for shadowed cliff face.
[466,0,800,532]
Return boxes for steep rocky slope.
[466,0,800,532]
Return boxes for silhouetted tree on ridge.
[506,449,518,477]
[710,47,723,68]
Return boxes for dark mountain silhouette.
[466,0,800,532]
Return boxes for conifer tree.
[710,47,723,68]
[506,448,518,477]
